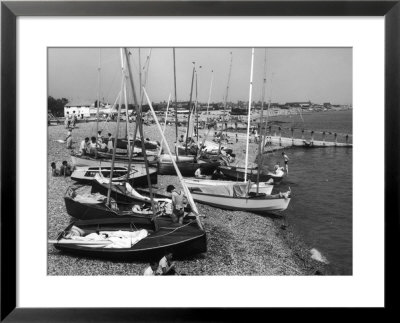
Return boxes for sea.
[263,110,353,275]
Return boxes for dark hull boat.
[116,138,159,150]
[65,185,172,220]
[49,217,207,261]
[70,166,157,186]
[158,160,220,176]
[218,165,284,183]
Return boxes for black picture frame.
[1,1,398,321]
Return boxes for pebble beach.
[47,119,329,276]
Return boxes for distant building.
[64,100,94,117]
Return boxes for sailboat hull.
[189,191,290,212]
[70,166,157,185]
[51,217,207,261]
[158,160,220,176]
[71,154,158,168]
[218,165,283,183]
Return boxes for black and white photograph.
[47,47,352,276]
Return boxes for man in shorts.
[282,151,289,174]
[166,185,185,224]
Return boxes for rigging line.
[145,220,195,239]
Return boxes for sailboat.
[216,51,284,184]
[70,165,157,186]
[156,53,220,176]
[181,49,291,213]
[50,48,206,261]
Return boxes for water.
[264,110,353,275]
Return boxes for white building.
[64,100,94,118]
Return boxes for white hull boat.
[189,188,291,212]
[183,178,274,195]
[70,155,156,169]
[158,154,196,163]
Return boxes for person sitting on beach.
[79,137,90,155]
[143,262,159,276]
[166,185,185,224]
[50,162,59,176]
[178,134,184,144]
[97,130,103,145]
[274,164,284,176]
[89,136,97,155]
[59,160,72,177]
[157,252,176,275]
[65,129,73,149]
[194,167,205,179]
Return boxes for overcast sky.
[48,47,352,105]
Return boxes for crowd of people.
[74,130,113,156]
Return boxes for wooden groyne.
[264,136,352,148]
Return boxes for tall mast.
[256,49,267,193]
[223,52,233,134]
[185,62,196,154]
[244,48,255,183]
[95,49,101,156]
[195,69,199,143]
[120,49,131,154]
[124,48,156,215]
[158,93,171,157]
[107,73,124,205]
[173,48,179,160]
[206,70,214,123]
[219,52,232,153]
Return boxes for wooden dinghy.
[70,166,157,186]
[115,138,160,150]
[49,217,206,260]
[70,153,158,168]
[158,159,220,177]
[183,178,274,195]
[189,184,291,213]
[218,165,284,183]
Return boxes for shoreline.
[47,122,330,275]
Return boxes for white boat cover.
[194,181,251,197]
[67,229,149,248]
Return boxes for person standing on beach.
[282,152,289,174]
[65,112,71,129]
[236,133,238,143]
[65,129,73,149]
[254,129,259,143]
